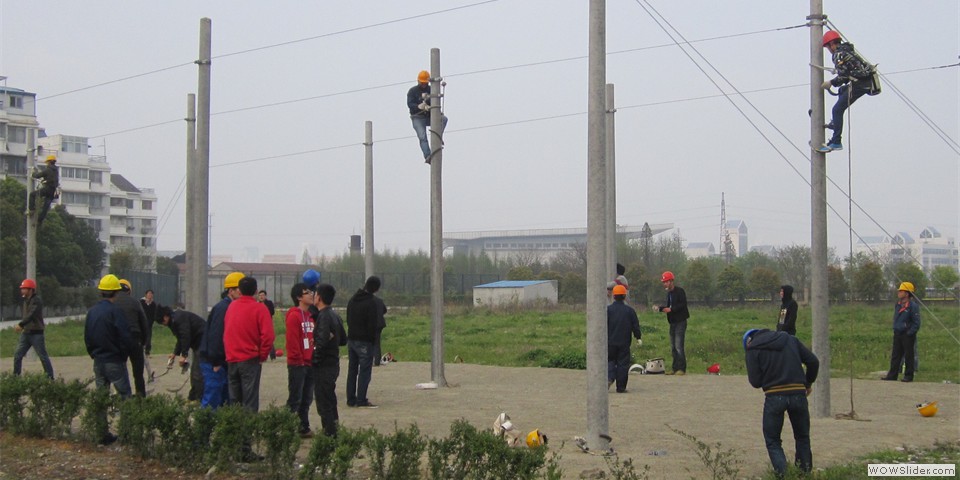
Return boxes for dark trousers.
[13,331,54,379]
[228,359,262,413]
[607,344,631,392]
[887,332,916,379]
[186,350,204,401]
[828,83,871,144]
[287,365,315,433]
[314,363,341,437]
[28,190,55,226]
[129,333,146,397]
[669,320,687,373]
[346,340,374,405]
[762,393,812,476]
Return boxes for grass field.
[2,303,957,383]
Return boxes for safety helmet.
[822,30,841,47]
[898,282,915,294]
[916,401,938,417]
[275,348,284,358]
[743,328,760,350]
[302,269,321,287]
[19,278,37,290]
[224,272,245,289]
[118,279,132,291]
[661,271,675,282]
[707,363,721,374]
[526,429,547,448]
[417,70,430,83]
[612,285,627,296]
[45,154,57,163]
[98,274,122,291]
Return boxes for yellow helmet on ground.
[98,274,122,291]
[898,282,915,294]
[224,272,245,289]
[526,429,547,448]
[917,401,938,417]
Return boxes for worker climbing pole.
[27,154,60,228]
[816,29,881,153]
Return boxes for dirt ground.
[2,355,958,479]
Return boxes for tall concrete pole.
[808,2,831,417]
[364,121,375,280]
[605,84,617,283]
[428,48,447,387]
[585,0,610,453]
[185,93,197,307]
[187,18,211,313]
[25,128,37,279]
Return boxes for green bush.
[300,432,337,480]
[255,406,302,480]
[427,419,550,480]
[26,375,87,438]
[207,405,257,471]
[79,387,115,444]
[0,373,28,431]
[543,350,586,370]
[163,402,216,467]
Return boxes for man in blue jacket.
[607,285,641,393]
[84,274,138,444]
[744,328,819,478]
[881,282,921,382]
[198,272,244,409]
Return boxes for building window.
[2,156,26,175]
[111,216,125,226]
[111,198,126,207]
[61,192,89,205]
[126,199,134,209]
[88,195,105,208]
[142,200,153,210]
[61,136,87,154]
[8,95,23,109]
[89,171,103,184]
[61,167,89,180]
[7,126,26,144]
[142,237,154,247]
[85,218,102,233]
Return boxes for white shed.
[473,280,559,307]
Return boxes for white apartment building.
[854,227,959,274]
[0,84,157,269]
[722,219,748,258]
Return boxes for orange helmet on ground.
[707,363,721,374]
[822,30,841,47]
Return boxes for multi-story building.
[722,219,748,258]
[854,227,958,274]
[0,84,157,270]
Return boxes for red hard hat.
[661,271,675,282]
[275,348,284,357]
[822,30,841,47]
[20,279,37,290]
[707,363,720,374]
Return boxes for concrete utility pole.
[585,0,610,454]
[364,121,375,280]
[605,84,617,282]
[187,18,211,313]
[428,48,447,387]
[25,128,37,280]
[185,93,196,305]
[808,1,831,417]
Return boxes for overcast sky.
[3,1,957,262]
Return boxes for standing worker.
[817,30,878,153]
[224,276,275,412]
[655,271,689,375]
[345,276,382,408]
[27,154,60,227]
[84,274,138,445]
[158,306,206,401]
[881,282,921,383]
[198,272,244,409]
[115,279,150,397]
[743,328,819,477]
[775,285,798,336]
[258,290,278,360]
[607,285,641,393]
[312,283,347,437]
[285,283,316,438]
[12,278,55,379]
[407,70,448,164]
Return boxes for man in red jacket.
[224,276,275,413]
[285,282,316,437]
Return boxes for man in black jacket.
[116,279,149,396]
[311,283,347,437]
[817,30,876,153]
[407,70,448,164]
[656,271,689,375]
[13,278,55,379]
[345,276,381,408]
[775,285,798,336]
[28,155,59,227]
[744,328,820,478]
[607,285,641,393]
[159,306,206,401]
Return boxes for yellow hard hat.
[898,282,915,294]
[45,155,57,163]
[525,429,547,448]
[98,274,122,291]
[224,272,245,289]
[118,279,132,291]
[417,70,430,83]
[917,401,938,417]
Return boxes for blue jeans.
[669,320,687,373]
[762,393,812,476]
[13,332,54,379]
[828,83,870,144]
[228,359,262,413]
[200,362,229,409]
[287,365,315,432]
[93,359,132,399]
[346,340,374,405]
[411,114,449,159]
